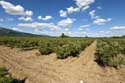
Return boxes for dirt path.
[0,40,124,83]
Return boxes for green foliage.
[0,67,19,83]
[0,67,8,77]
[0,77,17,83]
[107,55,123,67]
[0,36,94,59]
[56,43,81,59]
[56,46,69,59]
[96,39,125,67]
[38,42,54,55]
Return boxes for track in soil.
[0,40,124,83]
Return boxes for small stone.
[80,80,84,83]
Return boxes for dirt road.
[0,41,124,83]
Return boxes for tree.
[60,33,68,38]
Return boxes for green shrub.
[56,46,69,59]
[107,55,123,67]
[96,39,125,67]
[0,67,8,77]
[0,36,94,59]
[0,67,19,83]
[0,77,17,83]
[56,43,81,59]
[38,42,54,55]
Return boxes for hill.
[0,27,49,37]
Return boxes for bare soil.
[0,41,124,83]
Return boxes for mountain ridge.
[0,27,49,37]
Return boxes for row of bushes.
[95,39,125,68]
[38,39,93,59]
[0,36,94,59]
[0,38,38,48]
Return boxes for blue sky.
[0,0,125,37]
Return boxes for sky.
[0,0,125,37]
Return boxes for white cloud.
[89,10,100,19]
[110,26,125,30]
[59,10,67,17]
[58,18,75,27]
[18,22,42,28]
[25,10,33,16]
[18,22,60,30]
[38,16,42,20]
[34,29,40,32]
[104,31,111,34]
[97,28,125,37]
[0,18,14,22]
[78,24,90,30]
[38,16,52,21]
[67,6,80,14]
[59,7,79,17]
[99,30,105,33]
[12,27,22,32]
[97,6,102,10]
[0,0,33,16]
[34,28,44,33]
[75,0,95,9]
[89,10,96,19]
[58,0,95,17]
[0,18,4,22]
[80,24,90,28]
[99,30,111,34]
[7,18,14,21]
[64,28,69,31]
[82,5,90,11]
[66,31,88,37]
[18,17,33,21]
[89,10,112,25]
[67,31,71,34]
[82,31,87,34]
[93,18,111,25]
[78,28,83,31]
[96,26,125,37]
